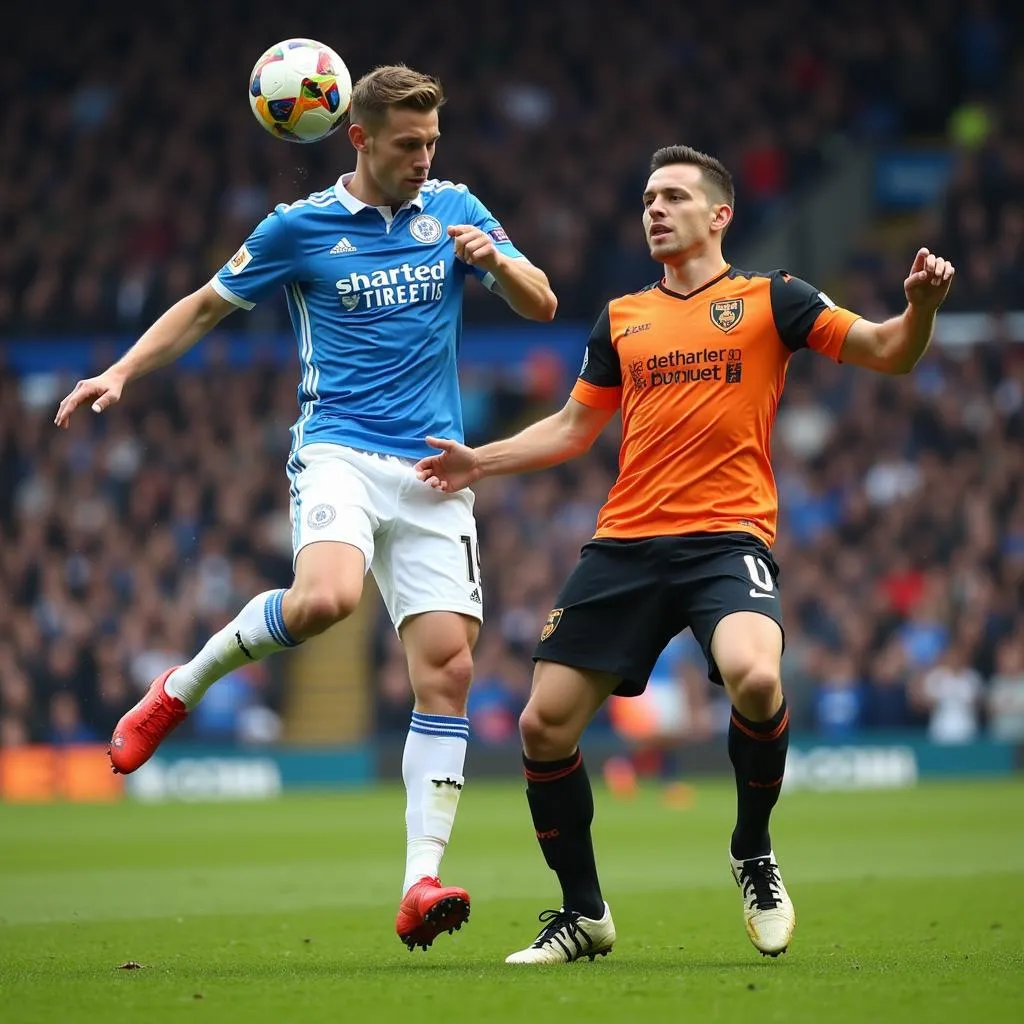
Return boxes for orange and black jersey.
[572,265,861,546]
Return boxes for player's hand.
[447,225,501,273]
[904,248,955,312]
[414,436,482,493]
[53,369,127,429]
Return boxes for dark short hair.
[650,145,735,208]
[350,64,445,129]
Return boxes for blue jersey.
[212,175,524,459]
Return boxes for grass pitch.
[1,778,1022,1023]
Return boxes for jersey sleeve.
[570,305,622,409]
[462,191,526,289]
[211,206,297,309]
[769,271,861,361]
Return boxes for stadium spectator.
[4,1,1021,332]
[3,0,1023,755]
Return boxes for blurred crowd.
[3,1,1024,753]
[3,0,1022,335]
[0,357,294,749]
[4,334,1022,750]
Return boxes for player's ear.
[711,203,733,235]
[348,122,369,152]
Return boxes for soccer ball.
[248,39,352,143]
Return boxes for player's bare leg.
[393,611,477,950]
[505,661,619,964]
[108,542,364,774]
[713,611,795,956]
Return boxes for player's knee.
[285,584,361,637]
[518,704,576,760]
[724,660,782,719]
[414,644,474,710]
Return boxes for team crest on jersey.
[228,244,252,275]
[306,504,337,530]
[540,608,563,641]
[710,298,744,333]
[410,214,443,244]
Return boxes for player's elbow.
[877,346,918,376]
[522,287,557,322]
[886,351,921,376]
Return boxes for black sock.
[728,698,789,860]
[523,749,604,919]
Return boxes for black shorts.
[533,533,784,696]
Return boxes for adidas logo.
[469,588,481,603]
[330,237,357,254]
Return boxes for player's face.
[642,164,730,263]
[363,107,440,204]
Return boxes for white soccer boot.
[505,904,616,964]
[730,850,795,956]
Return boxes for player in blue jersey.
[53,64,557,951]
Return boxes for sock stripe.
[524,749,583,783]
[264,598,284,648]
[409,725,470,739]
[412,712,470,727]
[731,707,789,742]
[269,590,299,648]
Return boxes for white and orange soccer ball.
[248,39,352,143]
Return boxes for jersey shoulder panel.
[419,179,472,213]
[276,186,344,218]
[419,178,471,196]
[606,282,664,336]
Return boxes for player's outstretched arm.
[54,284,237,429]
[839,248,955,375]
[447,224,557,321]
[415,397,615,493]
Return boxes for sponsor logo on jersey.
[488,226,510,243]
[228,244,253,274]
[410,214,443,244]
[709,298,744,333]
[629,347,744,391]
[335,258,447,311]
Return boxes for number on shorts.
[743,554,774,593]
[460,534,482,584]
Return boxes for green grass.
[1,779,1022,1023]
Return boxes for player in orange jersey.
[415,144,955,964]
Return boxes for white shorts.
[288,443,482,629]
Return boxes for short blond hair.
[350,64,445,128]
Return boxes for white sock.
[401,711,469,894]
[165,589,300,708]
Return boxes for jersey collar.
[657,264,731,301]
[334,173,425,214]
